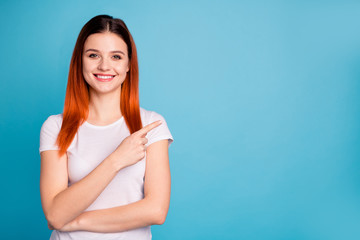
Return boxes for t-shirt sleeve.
[39,115,61,154]
[146,111,174,147]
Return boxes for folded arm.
[40,121,163,230]
[60,139,171,232]
[40,150,119,229]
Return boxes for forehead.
[84,32,128,54]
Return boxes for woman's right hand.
[109,120,162,171]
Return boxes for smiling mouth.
[94,74,115,81]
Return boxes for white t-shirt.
[39,107,173,240]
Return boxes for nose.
[97,58,111,71]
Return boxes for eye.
[89,53,98,58]
[112,55,122,60]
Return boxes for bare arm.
[40,151,118,229]
[40,121,162,229]
[60,139,171,232]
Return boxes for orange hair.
[56,15,142,157]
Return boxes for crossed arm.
[40,137,170,232]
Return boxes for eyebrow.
[85,49,126,55]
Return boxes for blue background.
[1,0,359,239]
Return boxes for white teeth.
[96,75,114,79]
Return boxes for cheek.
[82,61,94,83]
[82,60,91,74]
[115,62,130,74]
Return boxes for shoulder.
[40,114,63,132]
[140,107,173,146]
[140,107,167,126]
[39,114,63,153]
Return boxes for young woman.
[39,15,173,239]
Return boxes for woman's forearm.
[57,140,171,233]
[47,154,120,229]
[67,198,167,233]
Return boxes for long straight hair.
[56,15,142,156]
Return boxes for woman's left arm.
[60,139,171,232]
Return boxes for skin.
[83,32,129,124]
[40,32,171,232]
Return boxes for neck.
[87,88,122,125]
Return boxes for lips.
[94,74,115,82]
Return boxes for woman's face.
[82,32,130,95]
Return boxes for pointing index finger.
[137,120,162,136]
